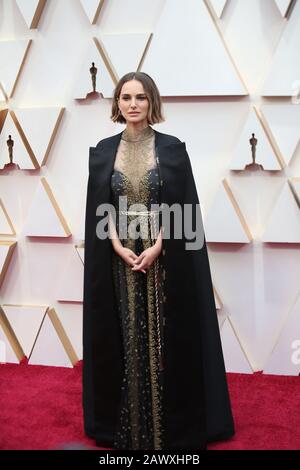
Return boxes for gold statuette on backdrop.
[90,61,97,93]
[86,62,103,99]
[4,135,19,169]
[244,132,264,171]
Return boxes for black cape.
[82,128,235,449]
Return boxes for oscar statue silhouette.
[244,133,264,171]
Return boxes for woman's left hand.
[131,244,162,274]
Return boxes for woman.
[82,72,235,450]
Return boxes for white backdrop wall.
[0,0,299,373]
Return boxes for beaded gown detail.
[110,125,165,450]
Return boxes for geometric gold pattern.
[15,0,47,29]
[0,107,64,169]
[23,178,71,237]
[262,182,300,243]
[79,0,105,24]
[260,105,300,166]
[207,0,228,18]
[0,87,6,102]
[0,40,32,100]
[140,0,247,96]
[75,245,85,265]
[229,106,283,170]
[53,303,83,361]
[205,179,252,243]
[0,305,25,363]
[101,32,152,80]
[0,112,36,169]
[213,285,223,310]
[262,0,300,96]
[220,316,254,374]
[10,107,65,168]
[0,199,16,236]
[28,308,78,367]
[56,247,84,302]
[1,304,48,359]
[73,39,116,99]
[274,0,293,17]
[290,177,300,204]
[0,241,17,289]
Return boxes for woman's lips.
[128,112,139,115]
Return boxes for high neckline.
[121,125,154,142]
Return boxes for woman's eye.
[122,97,146,100]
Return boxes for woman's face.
[118,80,149,125]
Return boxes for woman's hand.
[131,244,162,274]
[116,246,141,270]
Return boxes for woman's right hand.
[117,247,146,274]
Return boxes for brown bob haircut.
[111,72,165,125]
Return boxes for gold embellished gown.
[110,125,165,450]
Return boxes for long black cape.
[82,128,235,449]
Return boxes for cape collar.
[98,128,185,151]
[93,129,187,185]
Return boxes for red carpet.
[0,361,299,450]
